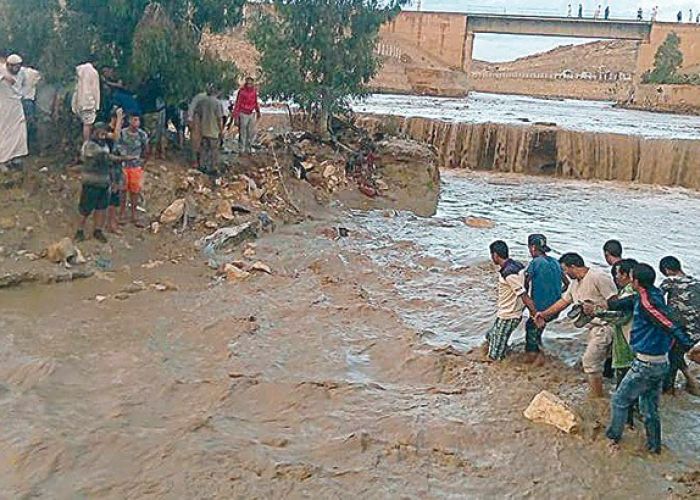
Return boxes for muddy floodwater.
[353,92,700,139]
[2,168,699,498]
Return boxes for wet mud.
[1,171,699,498]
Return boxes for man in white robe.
[0,54,28,166]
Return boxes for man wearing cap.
[524,234,566,363]
[536,253,618,397]
[0,54,29,166]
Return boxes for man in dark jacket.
[605,263,694,454]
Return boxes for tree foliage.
[0,0,245,101]
[642,32,686,84]
[250,0,408,123]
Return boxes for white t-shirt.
[563,268,618,326]
[497,266,527,320]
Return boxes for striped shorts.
[487,317,522,360]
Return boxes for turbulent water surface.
[350,171,700,350]
[352,92,700,139]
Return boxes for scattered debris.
[523,390,580,434]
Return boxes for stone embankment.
[359,115,700,190]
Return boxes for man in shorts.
[75,123,112,243]
[117,114,149,226]
[536,253,618,398]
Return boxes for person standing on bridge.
[567,3,572,17]
[677,10,683,22]
[651,6,658,22]
[604,5,610,20]
[594,5,601,19]
[690,9,694,23]
[637,8,643,21]
[578,3,583,18]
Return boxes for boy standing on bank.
[118,114,149,227]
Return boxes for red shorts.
[123,167,144,194]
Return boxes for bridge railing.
[406,5,653,22]
[470,70,633,82]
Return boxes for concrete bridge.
[381,11,700,81]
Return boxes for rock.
[251,262,272,274]
[243,243,256,258]
[216,200,235,220]
[523,390,580,434]
[688,346,700,365]
[142,260,164,269]
[204,221,218,229]
[114,293,131,301]
[45,238,85,266]
[322,163,337,179]
[121,281,147,294]
[160,199,186,224]
[306,171,324,188]
[338,227,350,238]
[464,216,495,229]
[375,179,389,192]
[224,263,251,281]
[153,281,177,292]
[151,222,161,234]
[0,217,16,230]
[95,295,107,303]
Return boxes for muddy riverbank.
[2,164,699,497]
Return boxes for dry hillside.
[472,40,639,74]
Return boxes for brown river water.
[1,169,699,498]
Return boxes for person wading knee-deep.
[604,263,694,454]
[524,234,567,364]
[659,256,700,395]
[232,77,261,155]
[485,241,537,361]
[536,253,618,398]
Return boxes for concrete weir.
[359,115,700,190]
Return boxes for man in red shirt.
[232,77,261,155]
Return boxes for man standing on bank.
[536,253,618,397]
[232,77,261,155]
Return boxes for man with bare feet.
[524,234,565,365]
[605,263,694,454]
[536,253,618,398]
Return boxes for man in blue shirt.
[525,234,566,362]
[605,263,694,454]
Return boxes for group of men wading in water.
[488,236,700,454]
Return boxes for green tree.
[250,0,408,132]
[643,32,684,84]
[1,0,245,101]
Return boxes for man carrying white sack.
[0,54,29,167]
[72,61,101,144]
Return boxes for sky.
[412,1,698,61]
